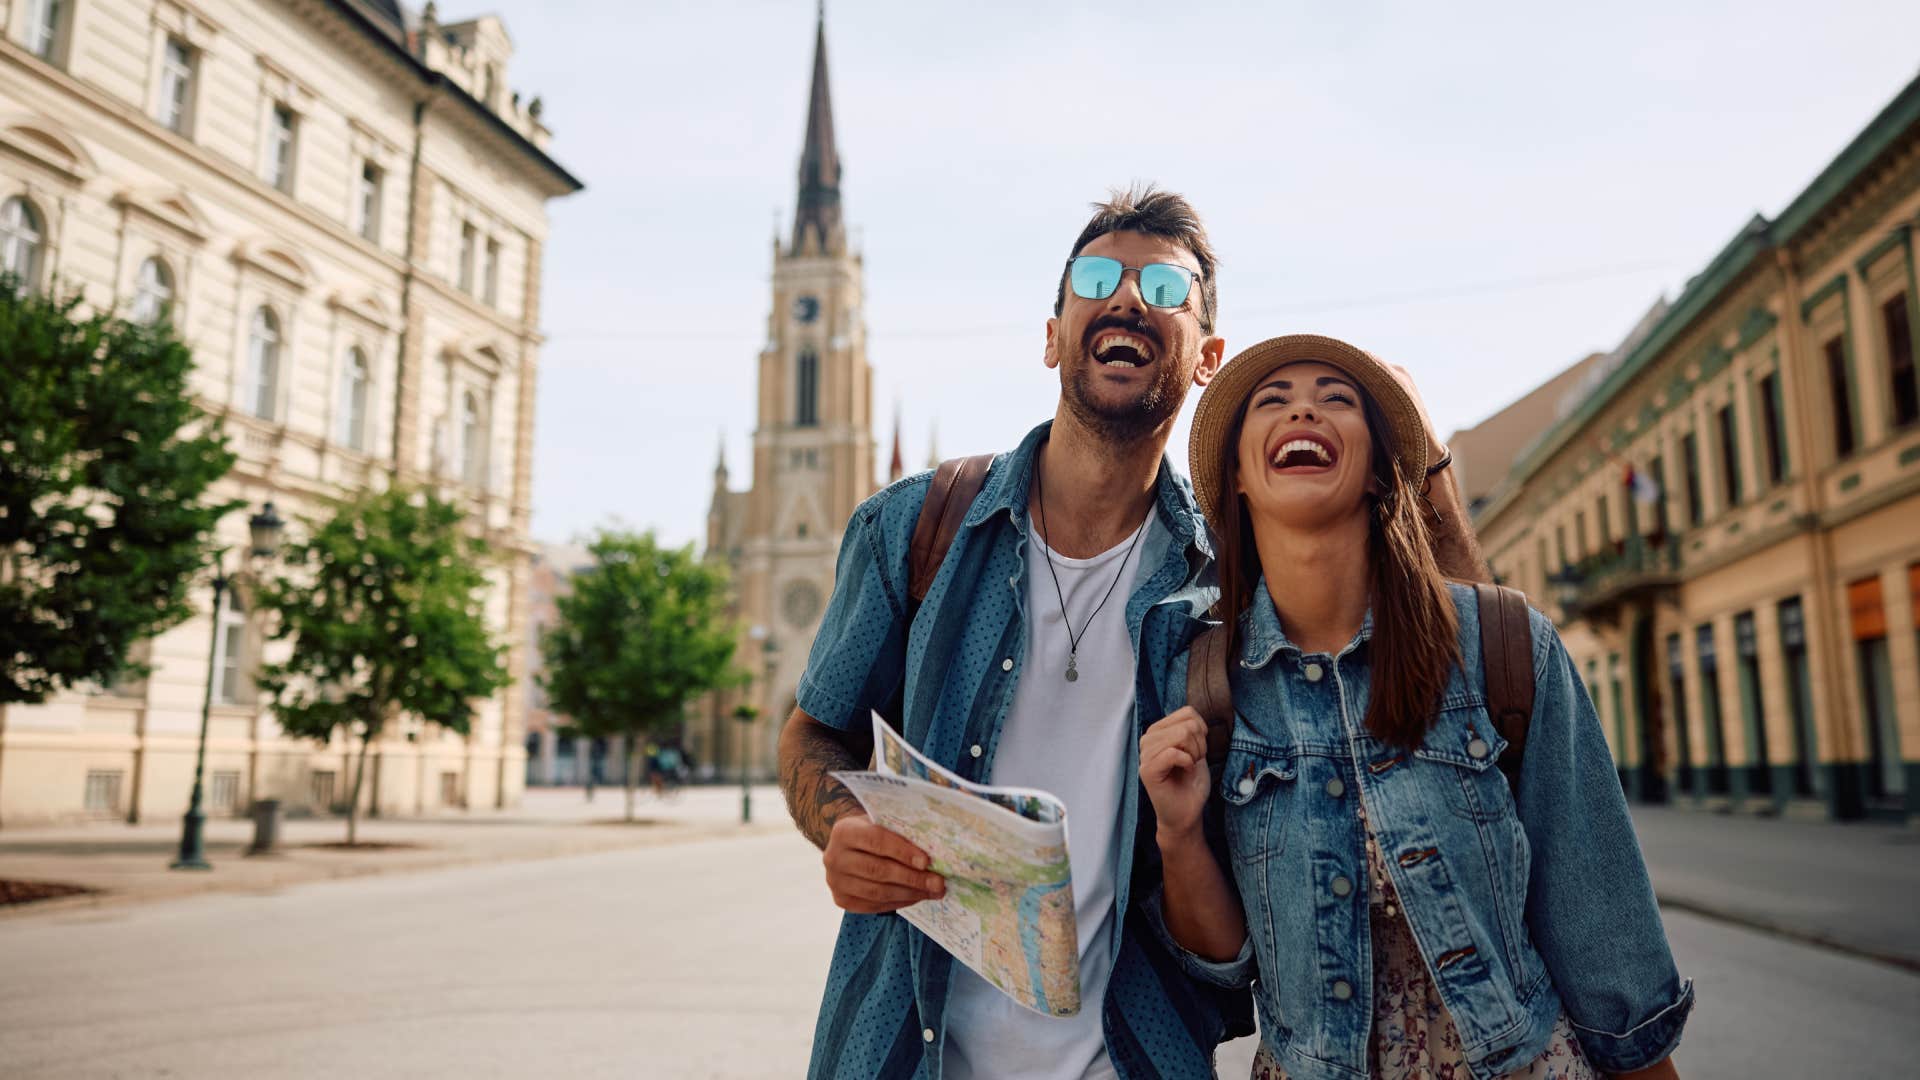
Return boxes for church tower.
[700,10,875,778]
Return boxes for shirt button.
[1467,738,1490,760]
[1238,778,1256,796]
[1331,875,1353,897]
[1001,658,1014,672]
[1324,777,1345,798]
[969,744,983,759]
[1331,980,1353,1001]
[922,1027,935,1043]
[1303,662,1324,682]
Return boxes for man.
[779,186,1485,1079]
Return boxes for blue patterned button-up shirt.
[795,420,1251,1079]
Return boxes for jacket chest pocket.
[1221,742,1298,864]
[1413,709,1513,823]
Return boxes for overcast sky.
[487,0,1920,550]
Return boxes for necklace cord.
[1034,454,1151,662]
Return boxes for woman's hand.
[1140,707,1212,841]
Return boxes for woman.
[1140,334,1691,1079]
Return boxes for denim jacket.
[1152,579,1692,1080]
[795,421,1251,1079]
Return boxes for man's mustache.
[1080,314,1162,356]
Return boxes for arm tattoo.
[778,708,874,850]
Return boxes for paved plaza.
[1,789,1916,1077]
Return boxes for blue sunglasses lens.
[1139,263,1194,308]
[1069,256,1121,300]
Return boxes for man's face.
[1044,230,1224,444]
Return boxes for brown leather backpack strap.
[1474,582,1535,786]
[908,453,996,603]
[1186,622,1237,769]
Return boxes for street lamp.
[743,625,779,825]
[172,501,284,871]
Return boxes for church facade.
[696,14,878,780]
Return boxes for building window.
[440,770,462,806]
[458,222,477,293]
[1596,494,1612,548]
[1757,372,1787,485]
[795,349,820,427]
[460,389,488,489]
[1695,622,1728,795]
[131,256,174,325]
[1886,294,1916,429]
[482,238,500,306]
[84,770,124,814]
[1572,510,1588,560]
[1777,597,1817,798]
[246,307,282,420]
[357,162,383,243]
[211,770,241,813]
[0,196,45,292]
[266,105,298,193]
[1847,575,1906,803]
[1825,336,1856,458]
[213,589,248,705]
[1732,612,1772,797]
[158,37,196,135]
[337,347,369,451]
[1666,633,1693,795]
[25,0,64,61]
[310,769,337,811]
[1716,404,1741,508]
[1554,523,1568,568]
[1681,431,1703,526]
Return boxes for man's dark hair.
[1053,184,1219,333]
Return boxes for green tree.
[255,487,508,844]
[0,279,237,704]
[541,531,739,821]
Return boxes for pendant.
[1065,654,1079,683]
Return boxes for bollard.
[246,799,282,856]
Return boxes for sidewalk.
[0,783,791,920]
[1631,805,1920,971]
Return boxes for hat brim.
[1187,333,1429,525]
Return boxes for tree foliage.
[0,279,238,704]
[255,486,508,842]
[541,531,739,819]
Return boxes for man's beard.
[1061,316,1187,444]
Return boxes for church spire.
[790,6,844,256]
[888,402,904,484]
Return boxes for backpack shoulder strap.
[908,453,996,604]
[1186,621,1237,769]
[1474,582,1535,786]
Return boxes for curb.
[1655,893,1920,976]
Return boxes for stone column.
[1712,611,1745,801]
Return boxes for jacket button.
[1331,874,1353,897]
[1467,738,1490,760]
[1303,662,1324,682]
[1002,658,1014,672]
[1331,980,1353,1001]
[1238,778,1256,797]
[969,744,983,759]
[923,1027,935,1043]
[1324,777,1345,798]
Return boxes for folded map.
[833,711,1080,1016]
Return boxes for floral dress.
[1250,804,1596,1080]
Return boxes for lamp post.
[172,502,284,871]
[743,626,779,825]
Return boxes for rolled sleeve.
[1140,882,1258,990]
[1516,612,1692,1072]
[793,481,920,732]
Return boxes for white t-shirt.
[943,516,1155,1080]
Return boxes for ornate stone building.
[697,13,877,780]
[0,0,580,825]
[1475,71,1920,823]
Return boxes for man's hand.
[822,813,946,914]
[1381,359,1449,464]
[1140,707,1212,842]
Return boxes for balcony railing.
[1547,535,1681,622]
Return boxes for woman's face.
[1233,360,1377,531]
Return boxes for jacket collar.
[964,419,1213,562]
[1239,576,1375,669]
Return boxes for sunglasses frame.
[1064,255,1203,309]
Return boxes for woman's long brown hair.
[1211,389,1462,749]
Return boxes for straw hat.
[1187,333,1430,523]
